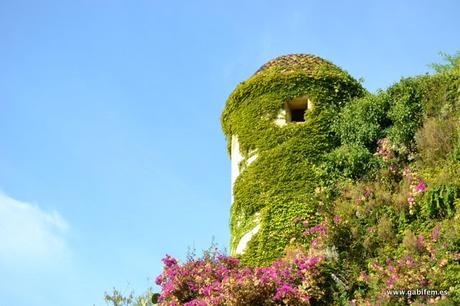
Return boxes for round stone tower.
[221,54,365,266]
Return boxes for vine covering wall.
[221,54,366,265]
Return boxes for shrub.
[415,118,458,164]
[154,249,334,305]
[429,51,460,73]
[324,144,380,180]
[385,78,425,153]
[333,93,390,150]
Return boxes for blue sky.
[0,1,459,305]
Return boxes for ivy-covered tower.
[221,54,365,266]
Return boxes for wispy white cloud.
[0,191,71,266]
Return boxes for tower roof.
[254,53,340,76]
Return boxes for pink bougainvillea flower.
[274,283,293,296]
[415,180,426,192]
[162,254,178,267]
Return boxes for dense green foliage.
[221,54,366,265]
[312,54,460,304]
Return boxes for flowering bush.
[355,233,460,305]
[154,249,331,305]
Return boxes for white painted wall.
[230,135,261,255]
[274,109,287,126]
[235,223,261,255]
[230,135,243,202]
[246,154,257,166]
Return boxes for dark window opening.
[290,108,306,122]
[286,97,309,123]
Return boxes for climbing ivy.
[221,54,366,265]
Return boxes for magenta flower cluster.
[303,222,327,236]
[155,250,326,305]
